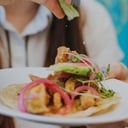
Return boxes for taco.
[0,46,120,117]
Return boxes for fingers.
[0,0,72,18]
[43,0,64,19]
[108,62,128,81]
[30,0,71,19]
[122,119,128,127]
[44,0,71,18]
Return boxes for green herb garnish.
[106,64,110,73]
[99,83,115,98]
[95,72,104,81]
[71,56,80,63]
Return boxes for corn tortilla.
[0,84,120,117]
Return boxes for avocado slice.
[50,63,91,76]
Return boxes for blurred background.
[96,0,128,67]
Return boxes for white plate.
[0,67,128,126]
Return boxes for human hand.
[86,63,128,128]
[0,0,71,18]
[108,62,128,82]
[30,0,71,18]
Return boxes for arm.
[81,3,128,128]
[80,0,128,81]
[81,0,124,67]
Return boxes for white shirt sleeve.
[81,0,124,67]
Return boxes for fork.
[71,0,80,6]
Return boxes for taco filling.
[0,46,119,117]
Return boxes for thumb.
[108,62,128,81]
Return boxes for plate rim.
[0,67,128,125]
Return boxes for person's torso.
[0,5,52,68]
